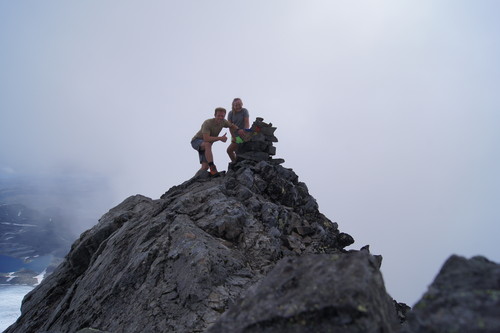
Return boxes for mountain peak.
[6,121,499,332]
[6,159,355,333]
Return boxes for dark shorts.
[191,139,207,163]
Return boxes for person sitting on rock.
[191,107,242,175]
[226,97,250,163]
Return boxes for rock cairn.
[236,117,284,164]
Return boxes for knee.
[202,142,213,150]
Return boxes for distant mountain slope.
[0,203,72,259]
[0,172,113,285]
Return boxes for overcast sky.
[1,1,499,306]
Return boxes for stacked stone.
[236,117,284,164]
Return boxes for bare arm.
[203,132,227,143]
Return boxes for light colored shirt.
[192,118,232,141]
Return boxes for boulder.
[401,255,500,333]
[208,251,401,333]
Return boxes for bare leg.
[198,142,212,171]
[201,141,219,175]
[201,141,214,164]
[227,142,237,162]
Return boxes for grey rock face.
[401,255,500,333]
[208,251,401,333]
[6,157,499,333]
[5,161,354,333]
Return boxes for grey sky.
[1,1,499,306]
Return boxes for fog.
[1,1,499,306]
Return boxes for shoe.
[209,164,218,175]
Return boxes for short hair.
[214,107,226,116]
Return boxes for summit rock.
[5,140,499,332]
[6,160,366,333]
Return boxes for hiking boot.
[209,164,218,175]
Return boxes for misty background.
[1,1,499,306]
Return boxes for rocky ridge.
[6,158,393,333]
[5,119,500,332]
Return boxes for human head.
[232,98,243,111]
[214,107,226,122]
